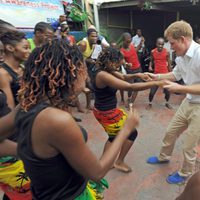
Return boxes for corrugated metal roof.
[90,0,127,6]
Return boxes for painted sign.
[0,0,71,28]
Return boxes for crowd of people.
[0,16,200,200]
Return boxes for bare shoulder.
[0,68,11,85]
[97,70,110,78]
[96,70,108,82]
[34,107,85,150]
[0,68,9,78]
[35,107,73,132]
[78,40,86,47]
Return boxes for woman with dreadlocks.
[92,47,164,172]
[11,39,140,200]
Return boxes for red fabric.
[67,35,76,45]
[120,44,140,70]
[0,183,32,200]
[152,48,169,74]
[93,108,124,125]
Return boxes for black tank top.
[1,63,20,105]
[16,103,87,200]
[92,68,117,111]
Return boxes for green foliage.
[67,0,89,22]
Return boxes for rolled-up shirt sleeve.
[172,65,182,81]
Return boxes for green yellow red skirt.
[0,157,31,200]
[76,179,109,200]
[93,107,127,137]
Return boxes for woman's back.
[16,103,87,200]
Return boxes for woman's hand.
[163,80,182,93]
[144,72,158,81]
[125,63,132,69]
[137,73,152,81]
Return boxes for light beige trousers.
[159,98,200,177]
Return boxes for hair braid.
[96,47,123,71]
[18,39,87,111]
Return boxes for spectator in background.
[132,29,145,65]
[111,41,126,104]
[0,31,30,110]
[195,36,200,44]
[28,22,54,51]
[88,25,110,48]
[120,32,142,107]
[78,28,98,79]
[60,22,76,45]
[51,14,67,32]
[76,28,98,112]
[164,37,175,67]
[146,37,172,110]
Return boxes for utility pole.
[93,0,100,32]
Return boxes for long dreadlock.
[96,47,123,72]
[18,39,87,111]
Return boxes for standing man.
[78,28,98,78]
[28,22,54,51]
[60,22,76,45]
[147,21,200,184]
[132,29,145,65]
[147,37,172,109]
[120,32,142,107]
[51,14,66,32]
[77,28,98,112]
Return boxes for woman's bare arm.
[33,108,139,182]
[96,71,163,92]
[0,106,18,140]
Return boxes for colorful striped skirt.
[0,157,31,200]
[93,107,127,138]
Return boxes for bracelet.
[157,74,161,80]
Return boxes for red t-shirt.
[152,48,169,74]
[120,44,140,70]
[67,35,76,45]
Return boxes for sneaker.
[147,156,169,164]
[166,172,187,184]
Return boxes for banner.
[0,0,69,28]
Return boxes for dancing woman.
[11,39,140,199]
[92,47,163,172]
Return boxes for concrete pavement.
[75,89,188,200]
[1,89,197,200]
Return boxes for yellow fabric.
[27,38,36,51]
[0,160,30,192]
[75,182,97,200]
[104,109,127,137]
[77,38,94,59]
[93,108,128,137]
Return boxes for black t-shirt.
[16,103,87,200]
